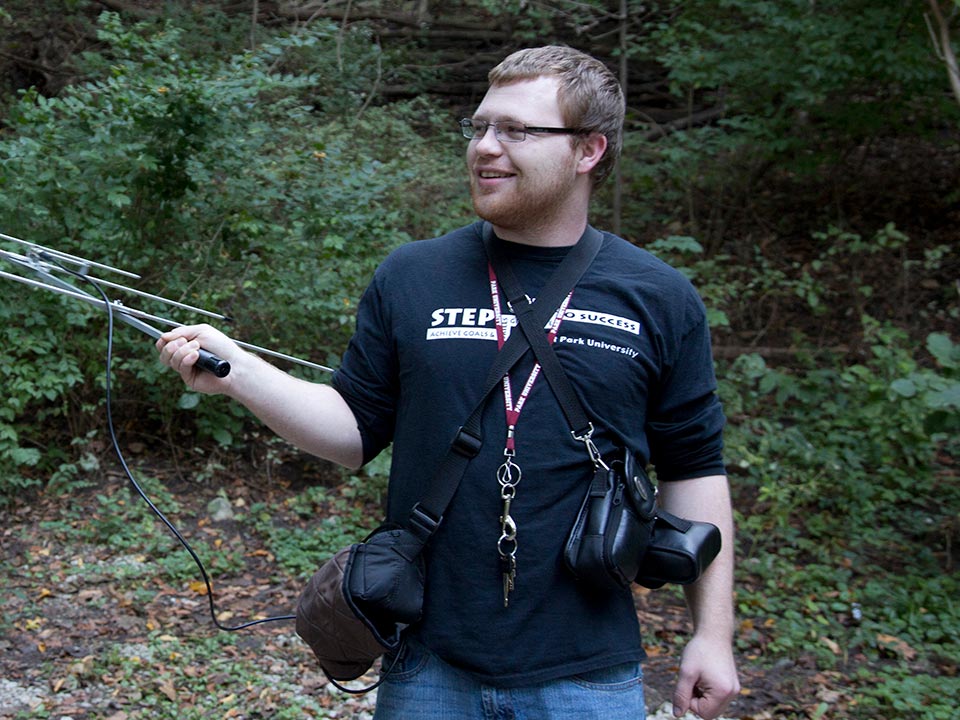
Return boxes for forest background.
[0,1,958,719]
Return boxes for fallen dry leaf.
[876,633,918,661]
[820,635,842,655]
[157,679,178,702]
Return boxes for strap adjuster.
[451,426,482,458]
[506,294,534,315]
[408,503,442,542]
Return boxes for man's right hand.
[156,323,239,395]
[156,323,364,469]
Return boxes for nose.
[472,124,503,156]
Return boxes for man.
[157,46,739,719]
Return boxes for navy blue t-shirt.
[332,221,725,686]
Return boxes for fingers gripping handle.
[196,348,231,378]
[141,325,229,378]
[147,326,229,378]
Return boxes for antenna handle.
[196,348,231,378]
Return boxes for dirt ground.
[0,462,815,720]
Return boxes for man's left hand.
[671,634,740,719]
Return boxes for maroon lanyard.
[487,263,573,456]
[487,262,574,607]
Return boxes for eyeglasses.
[459,118,585,143]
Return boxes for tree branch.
[0,50,59,76]
[926,0,960,107]
[636,106,726,141]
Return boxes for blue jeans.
[372,641,646,720]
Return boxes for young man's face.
[466,76,588,236]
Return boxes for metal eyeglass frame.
[459,118,585,143]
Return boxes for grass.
[1,324,957,718]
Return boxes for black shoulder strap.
[482,223,603,439]
[405,223,604,546]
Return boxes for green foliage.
[244,457,389,578]
[890,332,960,436]
[0,12,466,491]
[631,0,960,247]
[855,668,960,720]
[853,572,960,719]
[248,505,366,579]
[0,293,88,493]
[723,318,959,712]
[623,117,762,247]
[647,224,944,359]
[725,320,955,541]
[655,0,952,153]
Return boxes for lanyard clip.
[572,422,609,470]
[503,424,517,457]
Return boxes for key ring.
[497,456,522,488]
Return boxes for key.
[501,555,516,607]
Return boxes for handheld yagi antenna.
[0,233,334,374]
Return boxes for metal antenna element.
[1,234,335,375]
[0,231,142,279]
[2,247,230,322]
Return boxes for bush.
[724,320,957,546]
[653,0,953,161]
[0,12,467,496]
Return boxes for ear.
[575,133,608,176]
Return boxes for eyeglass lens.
[460,119,527,142]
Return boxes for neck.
[491,219,588,247]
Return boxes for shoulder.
[594,231,704,308]
[378,222,484,275]
[597,232,687,279]
[360,222,488,318]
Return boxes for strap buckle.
[451,425,483,458]
[506,294,534,314]
[408,503,442,542]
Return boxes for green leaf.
[926,383,960,411]
[890,378,917,398]
[106,191,131,208]
[177,393,201,410]
[927,333,959,370]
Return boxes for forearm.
[658,475,736,641]
[226,352,364,469]
[659,474,740,718]
[157,325,364,469]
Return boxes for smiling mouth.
[478,170,514,179]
